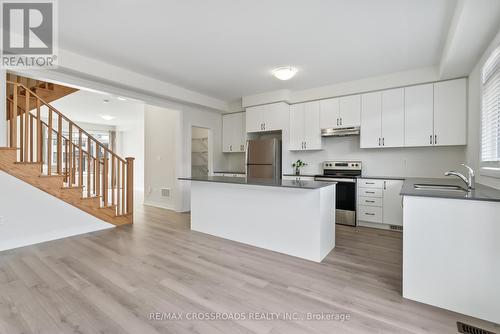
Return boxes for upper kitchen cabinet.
[404,83,434,147]
[222,112,246,153]
[405,79,467,147]
[433,78,467,146]
[245,102,289,133]
[360,88,404,148]
[290,101,322,150]
[319,95,360,129]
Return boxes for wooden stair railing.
[5,80,134,221]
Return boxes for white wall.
[0,171,113,251]
[0,70,6,147]
[144,105,180,210]
[116,111,145,192]
[466,28,500,190]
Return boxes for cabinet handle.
[378,138,381,146]
[366,200,375,203]
[230,145,232,151]
[365,191,375,194]
[304,141,307,149]
[434,135,437,145]
[365,213,375,216]
[337,118,339,126]
[430,135,432,144]
[340,118,343,126]
[365,182,375,184]
[264,123,266,130]
[382,137,385,146]
[384,181,386,190]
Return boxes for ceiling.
[59,0,457,102]
[50,90,144,127]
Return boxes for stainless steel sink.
[414,184,467,192]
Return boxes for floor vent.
[390,225,403,231]
[457,322,496,334]
[161,188,171,198]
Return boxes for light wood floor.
[0,204,498,334]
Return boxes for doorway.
[191,126,210,177]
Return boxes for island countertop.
[178,176,335,189]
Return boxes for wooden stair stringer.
[0,149,131,226]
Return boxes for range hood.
[321,126,360,137]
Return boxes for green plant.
[292,160,308,171]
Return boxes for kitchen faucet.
[444,164,475,190]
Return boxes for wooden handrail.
[6,80,134,219]
[7,81,126,163]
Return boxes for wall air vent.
[457,322,496,334]
[390,225,403,231]
[161,188,171,198]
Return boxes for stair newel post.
[111,155,116,211]
[121,161,125,215]
[68,123,73,186]
[125,157,134,219]
[117,159,121,215]
[29,113,33,162]
[78,130,83,187]
[87,136,91,198]
[95,146,100,199]
[103,150,108,207]
[57,113,62,174]
[10,84,17,149]
[36,99,42,164]
[24,87,29,162]
[47,108,52,175]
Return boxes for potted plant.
[292,160,308,175]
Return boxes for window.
[481,44,500,168]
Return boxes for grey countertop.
[178,176,335,190]
[401,178,500,202]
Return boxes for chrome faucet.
[444,164,475,190]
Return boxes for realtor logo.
[1,0,58,68]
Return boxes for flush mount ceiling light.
[272,66,298,80]
[117,96,127,101]
[100,114,115,121]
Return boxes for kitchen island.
[179,176,336,262]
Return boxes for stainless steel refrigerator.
[246,139,281,180]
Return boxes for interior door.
[405,84,434,147]
[303,101,321,150]
[360,92,382,148]
[289,104,305,150]
[381,88,405,147]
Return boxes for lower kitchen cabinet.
[357,178,404,230]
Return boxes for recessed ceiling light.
[100,114,115,121]
[117,96,127,101]
[272,66,298,80]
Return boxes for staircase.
[1,79,134,226]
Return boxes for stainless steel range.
[315,161,362,226]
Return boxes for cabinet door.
[303,101,322,150]
[319,98,340,129]
[433,79,467,146]
[361,92,382,148]
[339,95,361,128]
[234,112,246,151]
[245,106,262,133]
[382,88,405,147]
[405,84,434,147]
[222,114,233,152]
[382,180,404,226]
[289,104,305,150]
[263,102,288,131]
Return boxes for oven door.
[315,177,357,226]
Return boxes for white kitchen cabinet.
[319,98,340,128]
[289,101,322,150]
[222,112,246,153]
[245,102,289,133]
[357,178,404,230]
[404,83,434,147]
[361,89,404,148]
[383,180,404,226]
[433,79,467,146]
[339,95,361,128]
[360,92,382,148]
[319,95,360,129]
[381,88,405,147]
